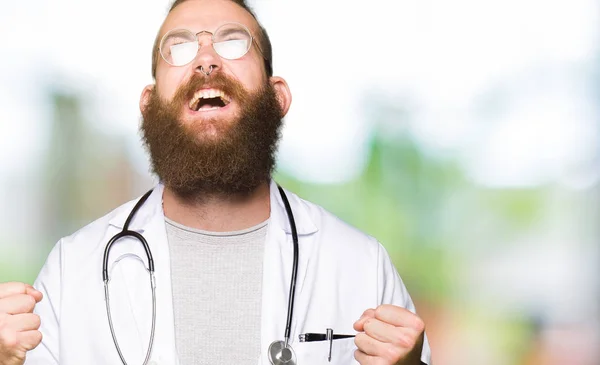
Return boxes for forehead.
[159,0,259,37]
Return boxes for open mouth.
[188,88,231,112]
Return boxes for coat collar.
[268,179,318,236]
[107,180,318,236]
[107,184,163,233]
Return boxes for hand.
[0,282,43,365]
[353,304,425,365]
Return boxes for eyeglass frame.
[158,22,270,70]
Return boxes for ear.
[270,76,292,117]
[139,84,155,116]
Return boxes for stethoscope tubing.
[102,186,300,365]
[103,189,156,365]
[277,185,299,346]
[103,189,155,281]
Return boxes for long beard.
[140,73,283,199]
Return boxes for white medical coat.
[26,181,431,365]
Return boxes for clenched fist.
[0,282,43,365]
[353,305,425,365]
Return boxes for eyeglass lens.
[160,23,252,66]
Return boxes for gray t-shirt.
[166,217,268,365]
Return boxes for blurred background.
[1,0,599,364]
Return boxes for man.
[0,0,432,364]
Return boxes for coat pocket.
[294,338,357,365]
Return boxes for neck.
[162,181,271,232]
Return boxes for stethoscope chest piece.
[268,340,297,365]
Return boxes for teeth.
[189,98,199,111]
[188,88,230,110]
[221,91,230,104]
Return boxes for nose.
[192,34,222,76]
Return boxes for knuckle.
[353,349,361,362]
[362,308,375,319]
[413,317,425,332]
[25,295,36,311]
[363,318,378,335]
[33,330,43,346]
[32,314,41,329]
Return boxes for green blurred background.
[1,0,599,364]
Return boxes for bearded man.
[0,1,432,364]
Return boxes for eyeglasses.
[159,22,266,67]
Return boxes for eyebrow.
[216,27,249,37]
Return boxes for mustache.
[173,72,248,106]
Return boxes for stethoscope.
[102,185,300,365]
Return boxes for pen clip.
[326,328,333,362]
